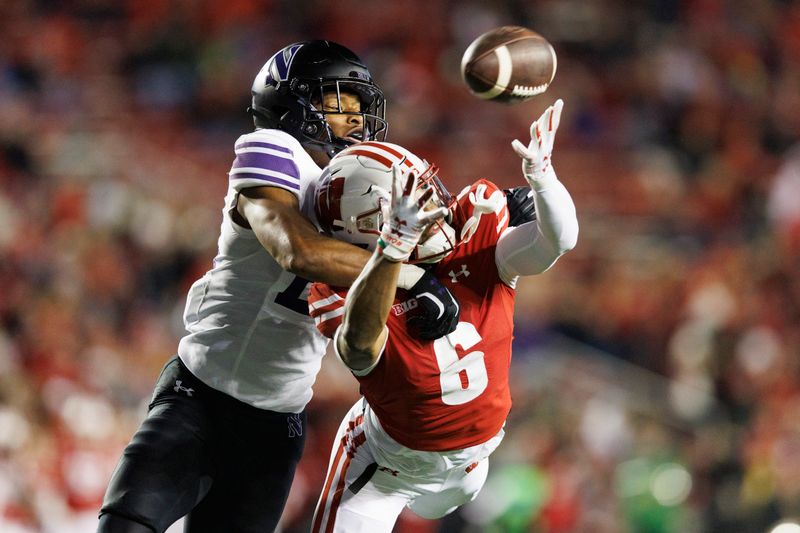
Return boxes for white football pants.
[311,399,495,533]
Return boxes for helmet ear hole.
[250,106,283,129]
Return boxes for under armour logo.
[288,414,303,438]
[448,264,470,283]
[173,380,194,397]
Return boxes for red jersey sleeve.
[308,283,347,339]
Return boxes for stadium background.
[1,0,799,531]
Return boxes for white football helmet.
[316,141,458,263]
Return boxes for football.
[461,26,557,104]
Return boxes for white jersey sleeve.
[227,128,322,225]
[229,130,304,196]
[177,128,329,413]
[495,175,578,284]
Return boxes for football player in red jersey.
[308,99,577,532]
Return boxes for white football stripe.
[314,307,345,325]
[317,448,349,532]
[548,43,557,83]
[496,211,508,233]
[474,45,513,99]
[228,166,299,182]
[511,83,549,97]
[234,147,294,159]
[309,293,344,311]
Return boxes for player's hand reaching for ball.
[378,163,448,263]
[511,99,563,188]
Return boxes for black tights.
[98,357,306,533]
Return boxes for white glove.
[511,98,563,189]
[378,163,449,262]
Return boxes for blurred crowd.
[0,0,799,531]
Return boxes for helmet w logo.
[271,44,303,82]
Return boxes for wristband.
[397,263,425,290]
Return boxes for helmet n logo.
[270,44,303,82]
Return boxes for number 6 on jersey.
[433,322,488,405]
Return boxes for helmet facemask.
[405,164,459,263]
[375,163,459,263]
[250,40,388,159]
[297,79,388,157]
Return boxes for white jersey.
[178,128,328,413]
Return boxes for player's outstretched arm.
[497,99,579,279]
[338,165,448,371]
[239,184,460,340]
[238,186,376,287]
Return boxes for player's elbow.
[341,325,377,356]
[275,251,305,277]
[246,198,322,277]
[553,218,579,256]
[339,326,381,371]
[525,226,579,275]
[557,226,578,255]
[273,237,317,277]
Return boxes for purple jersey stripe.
[231,173,300,190]
[232,151,299,179]
[235,141,293,154]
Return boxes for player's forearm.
[339,251,398,367]
[245,200,372,286]
[530,175,578,254]
[496,177,578,277]
[281,230,373,287]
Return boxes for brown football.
[461,26,557,104]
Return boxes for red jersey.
[309,180,515,451]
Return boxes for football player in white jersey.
[97,41,462,533]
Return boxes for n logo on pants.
[287,414,303,437]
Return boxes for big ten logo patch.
[391,298,418,317]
